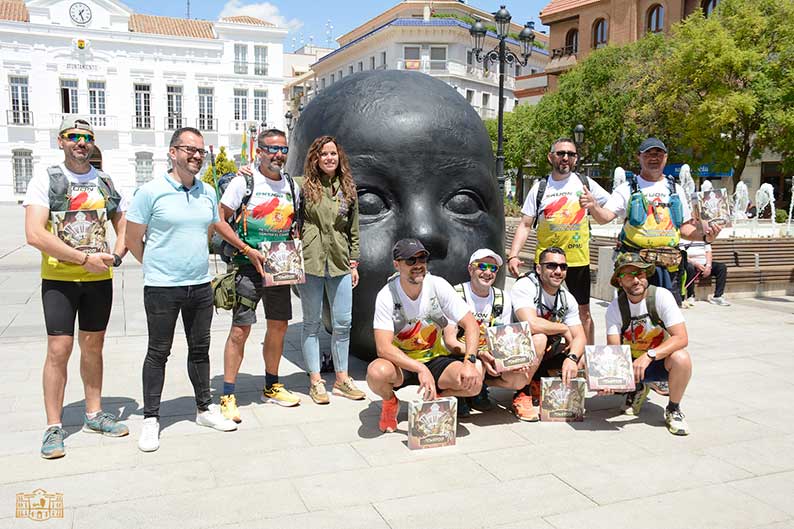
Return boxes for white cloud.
[219,0,303,31]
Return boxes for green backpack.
[211,270,256,311]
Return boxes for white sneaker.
[684,297,696,307]
[138,417,160,452]
[665,408,690,436]
[196,405,237,432]
[709,296,731,306]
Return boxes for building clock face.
[69,2,92,25]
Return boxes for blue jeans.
[298,272,352,374]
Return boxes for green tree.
[201,146,238,188]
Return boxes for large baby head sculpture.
[286,70,504,360]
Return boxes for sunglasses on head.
[62,132,94,143]
[618,269,647,278]
[554,151,577,158]
[259,145,289,154]
[541,262,568,271]
[402,255,428,266]
[474,262,499,273]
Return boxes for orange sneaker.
[513,391,539,422]
[379,395,400,433]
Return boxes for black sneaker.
[470,384,493,412]
[457,398,471,419]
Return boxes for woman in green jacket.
[299,136,365,404]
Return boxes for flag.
[240,130,248,164]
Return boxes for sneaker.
[622,383,650,416]
[262,383,301,407]
[470,385,493,412]
[665,408,690,436]
[220,394,242,423]
[458,398,471,419]
[309,380,330,405]
[332,377,366,400]
[512,391,539,422]
[138,417,160,452]
[82,411,129,437]
[685,297,696,307]
[40,426,66,459]
[529,380,541,406]
[709,295,731,306]
[196,405,238,432]
[647,380,670,396]
[378,395,400,433]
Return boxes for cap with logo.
[611,252,656,287]
[392,238,429,260]
[638,137,667,153]
[59,116,94,135]
[468,248,503,267]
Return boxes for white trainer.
[138,417,160,452]
[196,405,238,432]
[709,296,731,306]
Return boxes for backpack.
[617,284,666,341]
[532,172,590,230]
[388,273,448,333]
[453,283,503,339]
[626,173,683,229]
[520,270,568,323]
[211,269,257,311]
[210,172,254,263]
[47,165,121,216]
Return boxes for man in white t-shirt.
[681,241,730,307]
[367,239,482,434]
[23,116,129,459]
[605,252,693,435]
[510,247,586,421]
[444,248,528,414]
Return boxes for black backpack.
[210,172,253,263]
[532,172,590,230]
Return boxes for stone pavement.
[2,203,794,529]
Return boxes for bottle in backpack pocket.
[628,192,649,227]
[668,193,684,228]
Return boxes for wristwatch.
[565,353,579,363]
[465,354,477,363]
[646,348,657,360]
[112,253,122,267]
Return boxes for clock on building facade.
[69,2,92,25]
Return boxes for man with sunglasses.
[511,247,586,421]
[127,127,237,452]
[24,116,129,458]
[444,249,530,414]
[368,239,483,433]
[605,253,692,435]
[214,128,302,421]
[508,138,609,345]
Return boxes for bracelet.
[80,253,89,265]
[240,245,251,256]
[507,256,519,261]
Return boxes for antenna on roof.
[325,19,334,47]
[186,0,190,19]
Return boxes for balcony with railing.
[132,115,153,130]
[50,113,117,129]
[395,59,515,89]
[196,117,218,131]
[547,45,578,74]
[7,110,33,126]
[164,115,186,130]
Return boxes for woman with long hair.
[299,135,365,404]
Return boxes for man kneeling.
[606,253,693,435]
[367,239,483,433]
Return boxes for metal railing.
[164,116,185,130]
[196,117,217,131]
[7,110,33,126]
[132,115,153,130]
[551,45,577,59]
[51,113,116,129]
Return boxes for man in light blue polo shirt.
[126,126,237,452]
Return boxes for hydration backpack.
[47,165,121,216]
[388,274,448,333]
[520,271,568,323]
[626,173,683,229]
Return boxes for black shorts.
[642,358,669,382]
[41,279,113,336]
[532,335,567,381]
[396,355,462,391]
[564,265,591,305]
[232,264,292,325]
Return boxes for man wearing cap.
[24,117,129,459]
[508,138,610,344]
[367,238,483,433]
[510,246,586,421]
[443,249,530,415]
[581,137,721,303]
[605,253,692,435]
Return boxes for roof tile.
[540,0,602,19]
[220,15,275,27]
[128,14,215,39]
[0,0,29,22]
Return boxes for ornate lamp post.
[285,103,304,135]
[469,6,536,196]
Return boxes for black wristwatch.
[565,353,579,363]
[465,354,477,363]
[112,253,122,267]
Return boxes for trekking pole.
[684,270,702,289]
[209,145,220,201]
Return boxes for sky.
[121,0,551,52]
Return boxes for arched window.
[593,18,608,49]
[565,28,579,53]
[12,149,33,194]
[702,0,718,17]
[647,4,664,33]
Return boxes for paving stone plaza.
[1,203,794,529]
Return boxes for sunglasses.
[541,262,568,271]
[62,133,94,143]
[402,255,428,266]
[174,145,208,157]
[474,262,499,273]
[259,145,289,155]
[554,151,578,158]
[618,270,647,278]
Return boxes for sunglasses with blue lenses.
[259,145,289,155]
[61,133,94,143]
[474,262,499,273]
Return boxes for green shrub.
[504,200,523,218]
[775,208,789,223]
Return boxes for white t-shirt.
[521,174,610,218]
[23,163,129,212]
[511,275,581,327]
[681,241,711,266]
[456,282,513,326]
[604,175,692,221]
[605,287,685,358]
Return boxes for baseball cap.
[59,116,94,135]
[392,238,429,260]
[638,137,667,153]
[468,248,503,267]
[610,252,656,287]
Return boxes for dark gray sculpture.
[287,70,504,361]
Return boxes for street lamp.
[469,6,536,196]
[285,103,304,134]
[573,123,585,174]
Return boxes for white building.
[0,0,287,202]
[305,1,550,120]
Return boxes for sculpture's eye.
[357,188,390,220]
[444,189,486,217]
